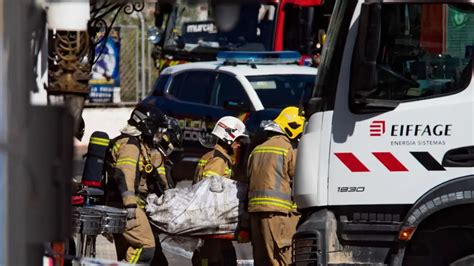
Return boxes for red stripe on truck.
[335,153,370,172]
[372,152,408,172]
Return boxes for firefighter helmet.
[212,116,248,145]
[273,106,305,139]
[128,103,167,137]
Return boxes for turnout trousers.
[114,207,156,263]
[250,212,299,266]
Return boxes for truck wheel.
[451,255,474,266]
[403,228,474,266]
[403,205,474,266]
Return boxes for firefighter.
[193,116,248,184]
[150,116,182,266]
[106,103,171,264]
[192,116,248,266]
[247,106,305,265]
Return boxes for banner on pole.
[89,28,121,103]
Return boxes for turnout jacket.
[247,134,297,214]
[106,135,168,207]
[193,144,234,184]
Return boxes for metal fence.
[87,8,158,106]
[110,24,157,104]
[118,25,140,103]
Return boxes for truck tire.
[403,205,474,266]
[451,255,474,266]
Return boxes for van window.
[169,71,215,104]
[152,75,170,96]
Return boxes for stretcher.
[146,176,250,259]
[146,175,249,237]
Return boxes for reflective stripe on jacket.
[193,144,234,184]
[248,135,296,214]
[108,135,164,206]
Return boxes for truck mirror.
[148,26,162,45]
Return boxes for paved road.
[158,235,253,265]
[74,158,253,265]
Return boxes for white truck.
[293,0,473,265]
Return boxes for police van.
[142,51,317,181]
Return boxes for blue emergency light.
[216,51,301,65]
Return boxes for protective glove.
[126,207,136,220]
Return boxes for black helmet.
[129,103,167,137]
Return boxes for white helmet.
[212,116,248,145]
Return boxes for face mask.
[154,129,176,156]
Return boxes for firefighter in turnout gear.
[192,116,248,266]
[193,116,248,183]
[106,103,171,264]
[247,106,304,265]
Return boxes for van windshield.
[247,75,315,109]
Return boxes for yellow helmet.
[273,106,305,139]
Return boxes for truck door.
[328,2,474,206]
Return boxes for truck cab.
[294,0,473,265]
[151,0,334,69]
